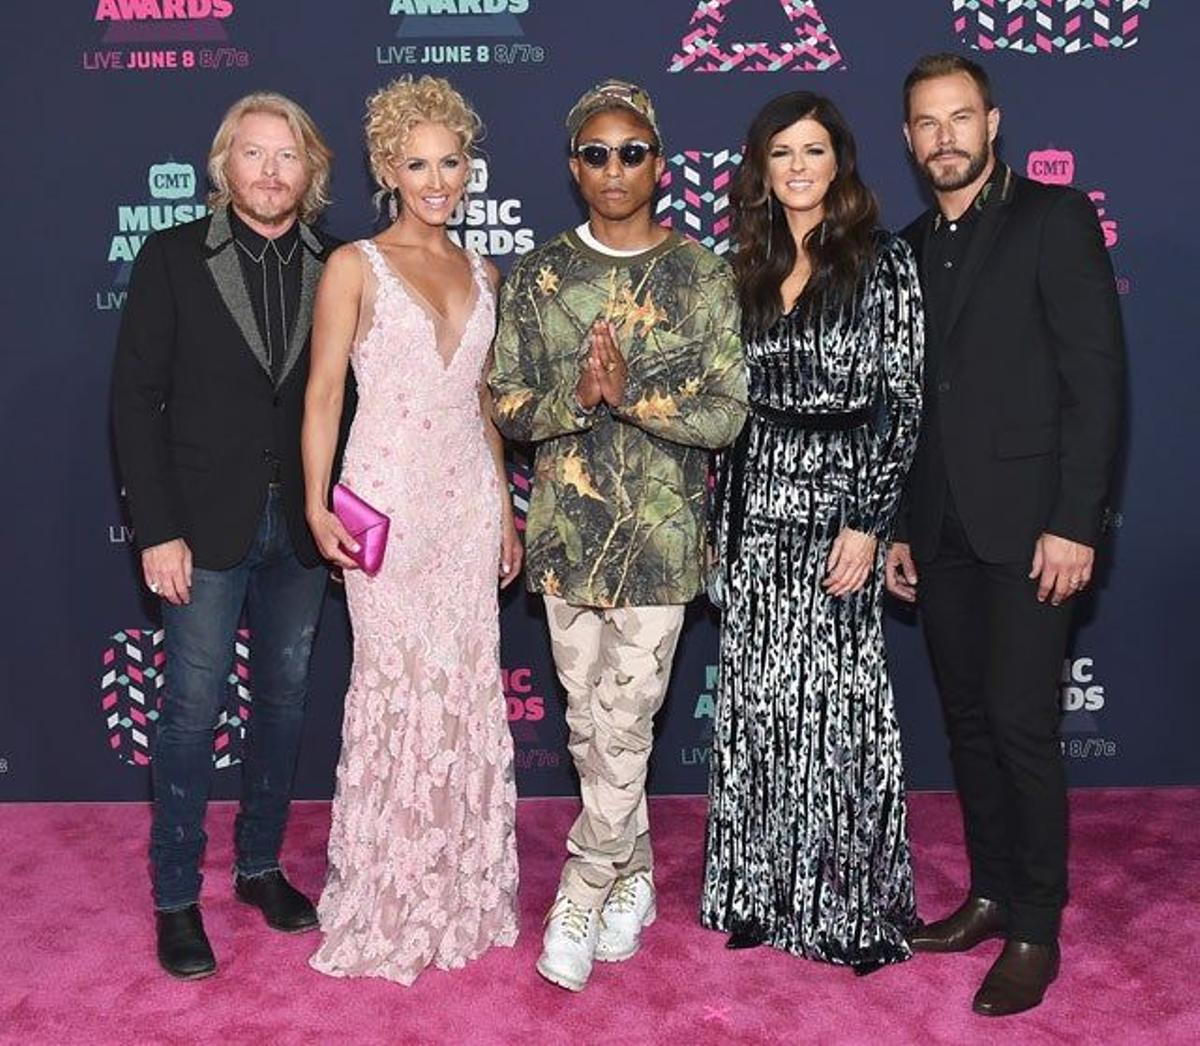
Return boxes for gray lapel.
[204,207,271,379]
[277,222,325,388]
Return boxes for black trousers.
[917,499,1071,944]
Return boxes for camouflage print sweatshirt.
[489,229,748,608]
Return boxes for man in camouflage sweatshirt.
[489,79,747,991]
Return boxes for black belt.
[749,403,872,431]
[717,404,873,569]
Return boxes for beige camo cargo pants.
[544,595,686,908]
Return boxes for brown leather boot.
[907,896,1007,953]
[972,940,1060,1016]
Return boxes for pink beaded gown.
[310,240,518,984]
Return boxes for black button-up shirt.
[925,161,1006,346]
[229,209,301,383]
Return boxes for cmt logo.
[100,628,252,769]
[1027,148,1074,186]
[669,0,846,73]
[105,159,208,271]
[1026,148,1120,250]
[656,150,742,256]
[149,161,195,200]
[952,0,1152,54]
[465,158,487,194]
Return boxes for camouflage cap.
[566,78,663,151]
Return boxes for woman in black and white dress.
[702,91,924,971]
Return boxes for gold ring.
[603,362,616,373]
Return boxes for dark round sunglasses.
[575,140,657,169]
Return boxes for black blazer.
[111,207,356,570]
[898,166,1125,563]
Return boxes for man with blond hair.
[112,93,355,979]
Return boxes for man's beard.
[232,188,301,227]
[923,145,990,192]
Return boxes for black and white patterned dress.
[701,232,924,967]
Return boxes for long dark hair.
[732,92,878,336]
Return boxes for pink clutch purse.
[332,483,390,576]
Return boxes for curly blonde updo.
[365,75,483,189]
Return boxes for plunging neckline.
[368,240,483,371]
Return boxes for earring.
[388,188,400,222]
[765,197,774,260]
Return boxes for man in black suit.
[885,55,1125,1016]
[112,93,354,979]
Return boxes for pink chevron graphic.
[507,449,533,532]
[952,0,1152,54]
[100,628,253,769]
[656,149,743,256]
[669,0,846,73]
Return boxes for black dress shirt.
[925,161,1006,345]
[229,209,301,383]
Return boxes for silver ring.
[148,582,160,594]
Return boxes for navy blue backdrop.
[1,0,1196,802]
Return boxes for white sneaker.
[536,893,599,991]
[596,872,657,963]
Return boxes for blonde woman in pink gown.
[301,76,521,984]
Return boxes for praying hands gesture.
[575,319,628,409]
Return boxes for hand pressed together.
[575,319,627,410]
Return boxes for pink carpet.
[1,791,1196,1045]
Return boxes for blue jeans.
[151,487,328,910]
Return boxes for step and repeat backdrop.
[1,1,1196,802]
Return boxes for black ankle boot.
[234,869,318,933]
[156,904,216,980]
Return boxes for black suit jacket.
[111,207,356,570]
[897,166,1125,563]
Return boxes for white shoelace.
[606,875,643,914]
[552,898,593,943]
